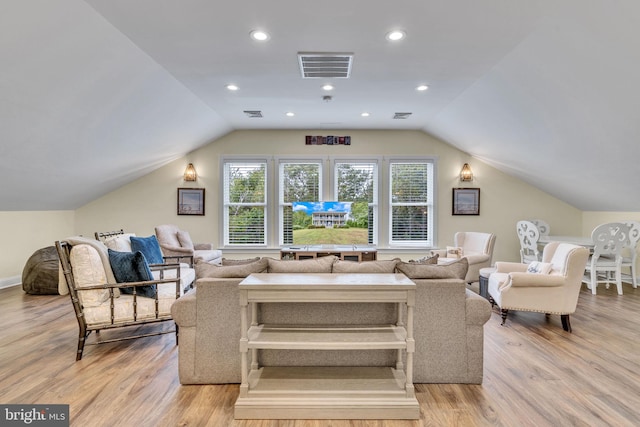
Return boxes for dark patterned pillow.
[108,249,157,298]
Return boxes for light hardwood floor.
[1,282,640,427]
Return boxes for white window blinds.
[223,161,267,245]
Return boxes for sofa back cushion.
[396,257,469,279]
[195,258,268,278]
[267,255,337,273]
[332,259,400,273]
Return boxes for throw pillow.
[267,255,337,273]
[221,257,261,266]
[527,261,553,274]
[70,244,111,307]
[108,249,157,298]
[176,230,195,250]
[446,246,464,259]
[408,254,439,264]
[332,259,400,273]
[103,233,136,252]
[195,258,268,278]
[130,235,164,265]
[396,257,469,280]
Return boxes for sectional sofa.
[171,255,492,385]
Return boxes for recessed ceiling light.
[285,112,295,117]
[322,84,334,91]
[250,30,270,41]
[416,85,429,91]
[361,112,370,117]
[226,84,239,91]
[385,30,406,41]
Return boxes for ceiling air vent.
[243,110,263,118]
[393,112,412,119]
[298,52,354,78]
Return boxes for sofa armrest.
[194,243,214,250]
[508,272,566,288]
[171,289,197,327]
[465,289,491,325]
[495,261,527,273]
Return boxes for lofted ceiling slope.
[2,0,640,211]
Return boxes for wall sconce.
[459,163,473,182]
[183,163,197,182]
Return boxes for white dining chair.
[583,222,630,295]
[620,220,640,289]
[531,219,550,236]
[516,220,541,263]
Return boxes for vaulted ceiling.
[3,0,640,211]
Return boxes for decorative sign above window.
[305,135,351,145]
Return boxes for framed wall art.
[177,188,205,216]
[452,188,480,215]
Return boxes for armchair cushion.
[108,249,156,298]
[70,244,111,307]
[130,235,164,264]
[397,258,468,280]
[177,230,195,250]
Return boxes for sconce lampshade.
[460,163,473,182]
[184,163,197,182]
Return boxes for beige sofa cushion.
[397,257,468,279]
[267,255,337,273]
[195,258,268,278]
[332,258,400,273]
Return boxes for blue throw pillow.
[130,235,164,265]
[108,249,157,298]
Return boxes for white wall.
[75,129,583,264]
[0,211,74,287]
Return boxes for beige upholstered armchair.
[154,224,222,266]
[488,242,589,332]
[432,232,496,284]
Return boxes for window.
[334,161,377,245]
[389,160,434,246]
[223,161,267,245]
[222,156,435,249]
[279,161,322,245]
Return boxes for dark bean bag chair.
[22,246,60,295]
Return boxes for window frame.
[387,158,436,248]
[221,157,269,247]
[221,155,436,250]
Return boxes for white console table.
[234,273,419,420]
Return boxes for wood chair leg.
[500,309,509,325]
[561,314,572,332]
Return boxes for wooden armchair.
[56,236,183,360]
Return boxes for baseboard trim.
[0,276,21,289]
